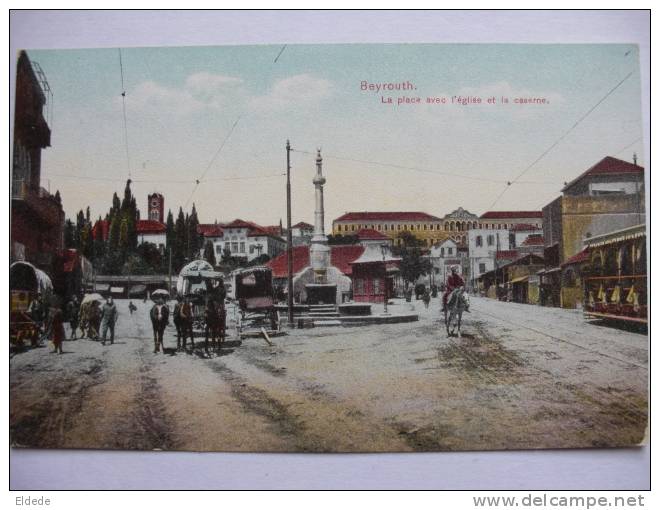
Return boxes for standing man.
[173,296,183,351]
[50,304,65,354]
[101,296,118,345]
[150,297,169,353]
[66,295,80,340]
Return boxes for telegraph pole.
[286,140,294,326]
[168,247,172,295]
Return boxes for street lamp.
[380,243,390,316]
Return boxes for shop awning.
[509,275,529,284]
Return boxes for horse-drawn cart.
[233,266,279,338]
[176,259,226,335]
[10,261,53,349]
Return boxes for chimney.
[633,152,638,165]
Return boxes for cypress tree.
[187,203,201,260]
[165,209,175,251]
[174,207,186,271]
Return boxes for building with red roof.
[332,208,486,247]
[136,219,167,250]
[355,228,392,246]
[561,156,644,196]
[212,218,285,263]
[542,156,645,309]
[479,211,543,231]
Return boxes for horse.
[445,287,469,338]
[204,301,226,352]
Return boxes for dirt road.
[10,297,648,452]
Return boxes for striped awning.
[585,224,646,248]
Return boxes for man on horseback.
[442,266,465,314]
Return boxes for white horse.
[445,287,469,338]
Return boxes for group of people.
[65,295,119,345]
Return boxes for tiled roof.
[267,246,310,278]
[355,228,390,241]
[261,225,285,237]
[223,219,284,240]
[197,223,224,237]
[521,234,545,246]
[330,245,366,275]
[334,211,441,222]
[137,220,166,234]
[562,156,644,192]
[266,245,365,278]
[562,248,590,267]
[481,211,543,219]
[224,219,256,229]
[510,223,541,231]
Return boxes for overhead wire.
[118,48,131,179]
[183,45,288,208]
[486,70,635,211]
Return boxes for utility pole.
[168,247,172,295]
[286,140,294,326]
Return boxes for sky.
[24,43,644,228]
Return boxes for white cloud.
[127,72,244,115]
[128,80,203,115]
[250,74,332,112]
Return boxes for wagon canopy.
[176,259,224,296]
[10,261,53,295]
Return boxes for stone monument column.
[309,149,330,283]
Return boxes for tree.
[165,209,175,251]
[186,203,201,260]
[136,242,164,272]
[79,223,93,259]
[398,246,432,288]
[93,216,106,261]
[203,240,217,267]
[119,217,129,252]
[173,207,187,271]
[108,213,120,250]
[64,219,75,249]
[247,253,271,267]
[54,190,62,205]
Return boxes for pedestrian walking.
[66,296,80,339]
[150,297,169,353]
[50,306,65,354]
[101,296,118,345]
[422,288,431,309]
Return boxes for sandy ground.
[10,296,647,452]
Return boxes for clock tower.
[148,193,164,223]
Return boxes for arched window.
[450,221,455,231]
[444,222,449,230]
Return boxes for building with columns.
[331,207,480,247]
